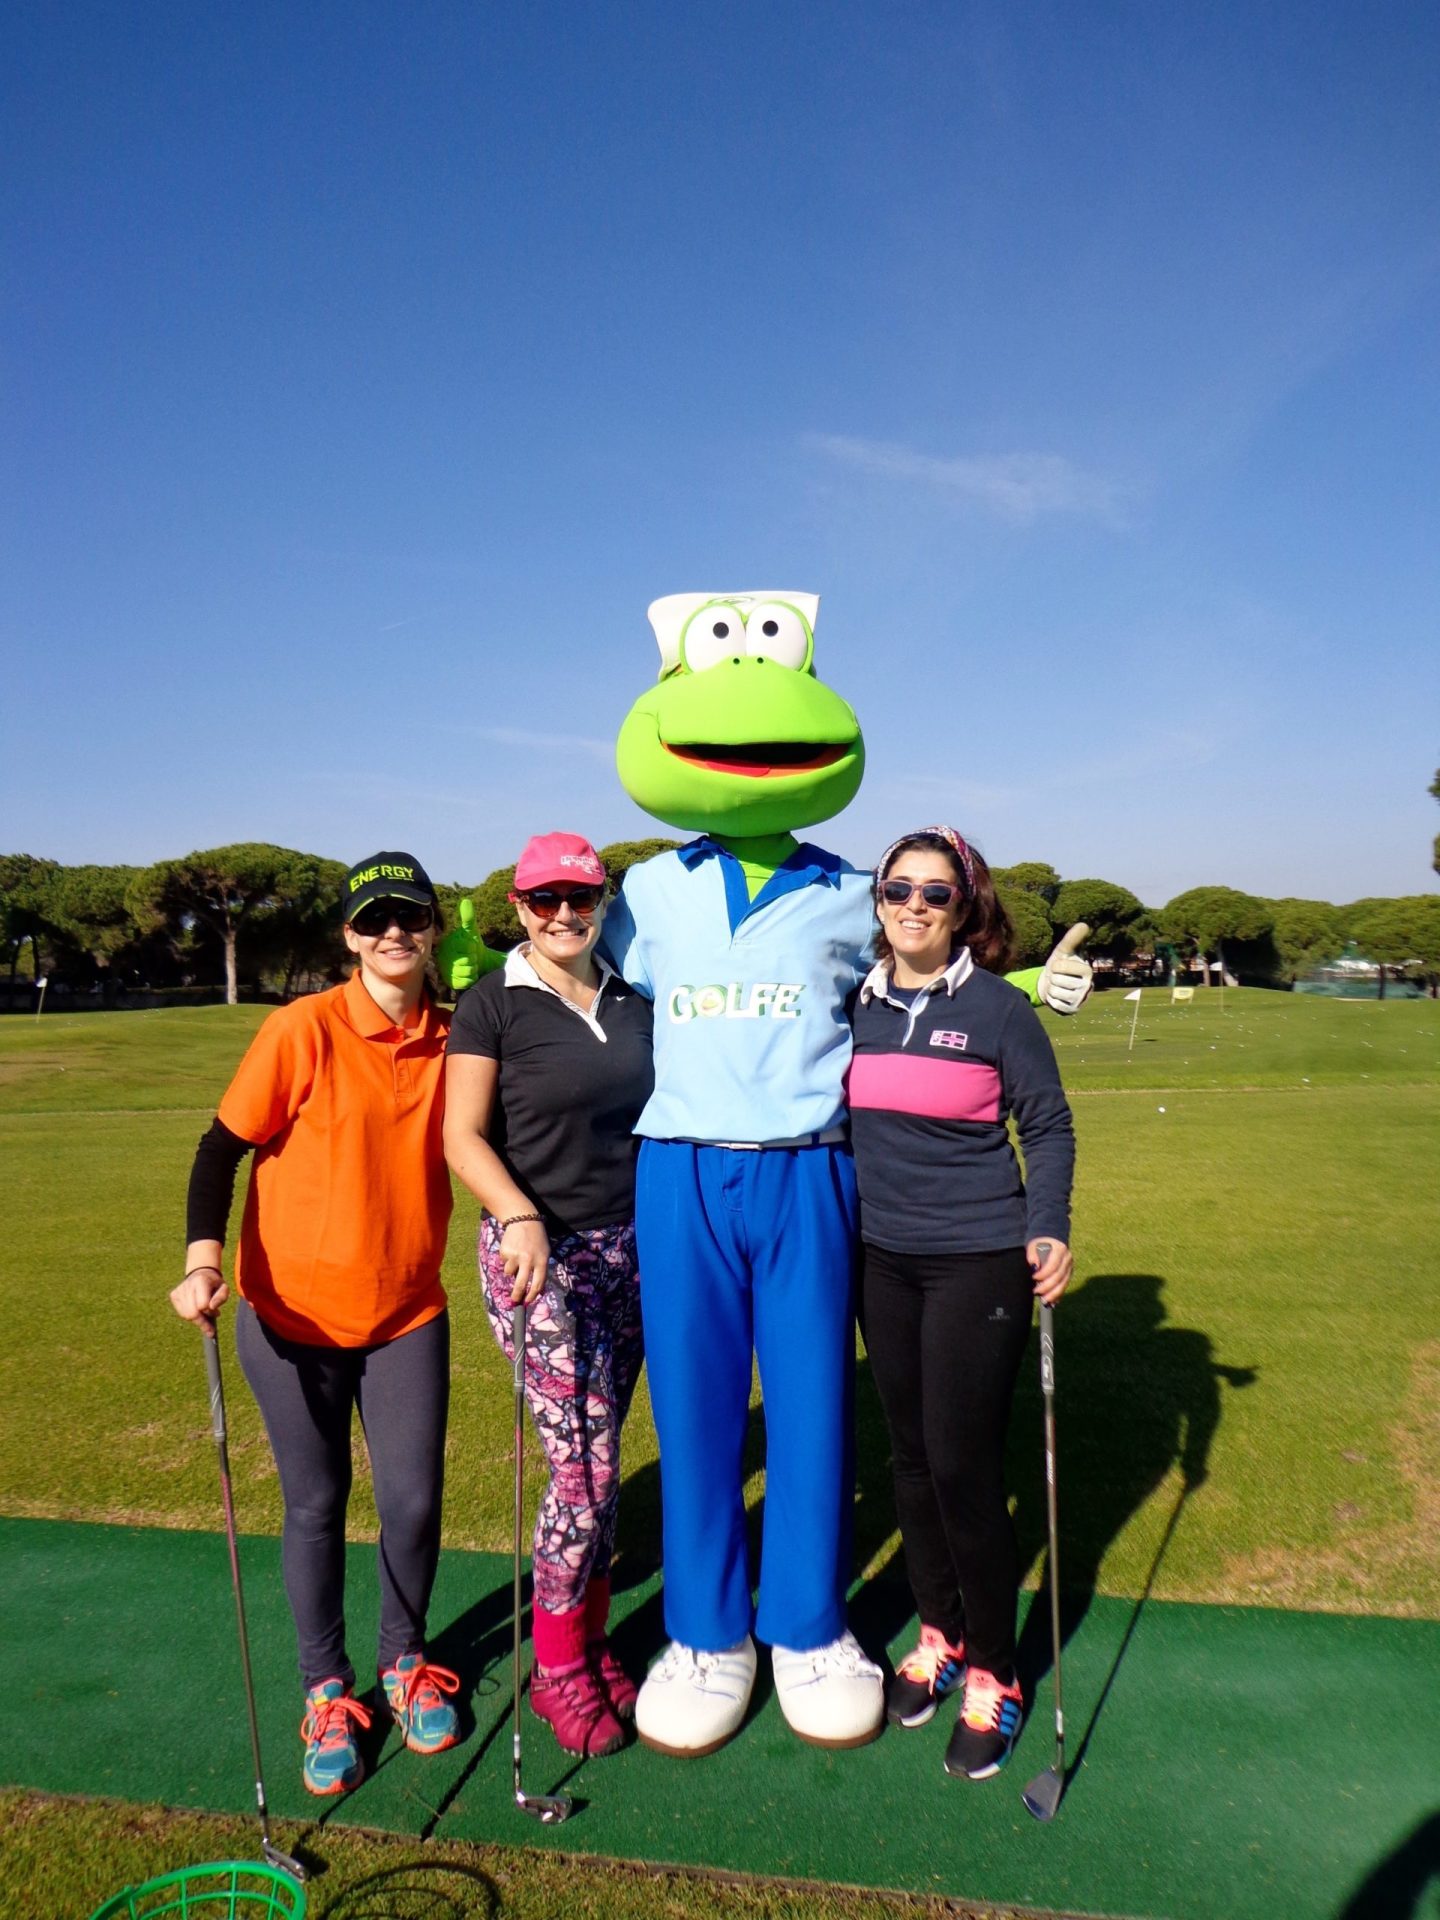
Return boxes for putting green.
[6,1519,1437,1920]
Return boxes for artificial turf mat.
[4,1521,1437,1920]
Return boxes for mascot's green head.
[616,592,865,837]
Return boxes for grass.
[1,991,1435,1615]
[1,991,1437,1915]
[0,1790,1015,1920]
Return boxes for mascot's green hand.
[436,896,501,992]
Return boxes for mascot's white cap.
[647,591,821,676]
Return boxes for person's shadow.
[1334,1811,1440,1919]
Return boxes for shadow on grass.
[315,1857,500,1917]
[1334,1810,1440,1919]
[1009,1272,1257,1750]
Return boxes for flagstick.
[1127,990,1141,1052]
[34,977,48,1024]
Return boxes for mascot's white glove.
[1038,923,1093,1015]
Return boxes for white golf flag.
[1124,988,1142,1002]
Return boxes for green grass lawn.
[2,991,1435,1617]
[1,992,1437,1919]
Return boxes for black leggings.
[235,1300,450,1689]
[860,1243,1033,1676]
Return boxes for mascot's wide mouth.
[663,742,849,778]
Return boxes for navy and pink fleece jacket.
[845,947,1075,1255]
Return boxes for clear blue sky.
[5,1,1437,908]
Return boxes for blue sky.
[5,1,1437,908]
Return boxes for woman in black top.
[847,826,1074,1785]
[444,832,653,1762]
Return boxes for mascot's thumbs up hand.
[436,897,502,993]
[1038,922,1093,1015]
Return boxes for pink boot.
[584,1576,637,1720]
[531,1598,625,1757]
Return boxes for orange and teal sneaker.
[380,1652,461,1754]
[300,1679,371,1795]
[944,1666,1024,1780]
[887,1625,966,1729]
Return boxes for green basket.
[88,1861,306,1920]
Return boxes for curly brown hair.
[874,833,1016,975]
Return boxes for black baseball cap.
[342,852,438,922]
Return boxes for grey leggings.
[235,1300,450,1689]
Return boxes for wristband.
[183,1264,223,1282]
[499,1211,543,1231]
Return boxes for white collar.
[859,945,975,1005]
[503,943,616,997]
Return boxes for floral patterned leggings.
[479,1214,644,1617]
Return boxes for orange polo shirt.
[219,970,452,1347]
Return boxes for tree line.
[2,843,1437,1006]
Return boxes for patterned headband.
[874,825,977,900]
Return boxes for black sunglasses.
[879,879,963,908]
[516,885,604,918]
[350,900,436,937]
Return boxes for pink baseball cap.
[512,832,607,891]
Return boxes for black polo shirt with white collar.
[447,947,654,1237]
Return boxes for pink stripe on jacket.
[846,1051,1003,1124]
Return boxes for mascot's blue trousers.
[635,1138,858,1653]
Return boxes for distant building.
[1294,942,1424,999]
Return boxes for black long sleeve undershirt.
[185,1117,255,1246]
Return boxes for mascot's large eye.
[743,601,811,670]
[681,602,747,673]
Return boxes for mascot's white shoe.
[635,1636,757,1757]
[772,1630,885,1749]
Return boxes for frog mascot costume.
[595,591,1092,1758]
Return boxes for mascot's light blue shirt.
[602,839,876,1144]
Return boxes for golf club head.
[261,1841,308,1882]
[516,1788,573,1824]
[1021,1766,1064,1822]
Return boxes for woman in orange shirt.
[170,852,461,1796]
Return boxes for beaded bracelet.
[499,1211,543,1231]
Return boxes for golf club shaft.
[204,1335,277,1848]
[1039,1302,1065,1770]
[512,1300,527,1797]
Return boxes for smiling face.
[616,593,865,836]
[514,885,608,980]
[343,900,437,995]
[876,847,968,979]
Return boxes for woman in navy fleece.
[846,826,1074,1783]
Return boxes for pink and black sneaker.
[887,1625,967,1729]
[944,1666,1024,1780]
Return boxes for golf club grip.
[1039,1301,1056,1398]
[204,1328,228,1444]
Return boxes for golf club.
[1022,1289,1066,1822]
[511,1300,573,1824]
[204,1333,308,1881]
